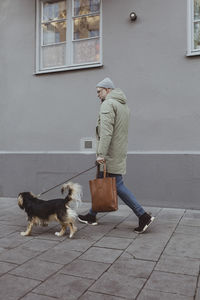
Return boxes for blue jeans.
[89,172,145,218]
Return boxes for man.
[78,77,154,233]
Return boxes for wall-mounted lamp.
[130,11,137,22]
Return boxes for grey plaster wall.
[1,152,200,210]
[0,0,200,208]
[1,0,200,152]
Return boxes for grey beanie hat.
[96,77,115,89]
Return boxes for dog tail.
[61,182,82,208]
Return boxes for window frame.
[35,0,103,74]
[187,0,200,56]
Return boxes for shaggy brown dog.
[18,182,82,237]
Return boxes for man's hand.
[96,157,105,164]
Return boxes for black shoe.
[78,213,98,225]
[134,213,155,233]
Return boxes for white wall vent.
[80,137,96,152]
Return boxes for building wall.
[1,152,200,210]
[1,0,200,208]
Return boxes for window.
[36,0,102,73]
[187,0,200,55]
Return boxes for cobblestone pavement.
[0,197,200,300]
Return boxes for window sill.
[186,51,200,57]
[35,62,103,75]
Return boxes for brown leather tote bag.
[89,163,118,212]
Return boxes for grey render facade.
[1,0,200,209]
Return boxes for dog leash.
[37,165,97,198]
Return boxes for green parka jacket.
[96,88,130,174]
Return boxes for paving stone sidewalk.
[0,197,200,300]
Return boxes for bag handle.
[96,161,107,178]
[103,162,106,178]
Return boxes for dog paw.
[20,232,29,236]
[69,227,77,238]
[69,231,76,238]
[55,232,62,236]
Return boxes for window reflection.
[43,0,66,21]
[194,22,200,49]
[194,0,200,20]
[42,22,66,45]
[74,0,100,16]
[74,15,99,39]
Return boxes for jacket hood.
[106,88,127,104]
